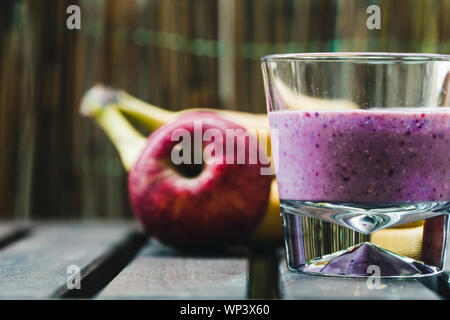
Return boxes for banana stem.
[81,85,147,171]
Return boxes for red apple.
[128,112,272,249]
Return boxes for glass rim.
[261,52,450,62]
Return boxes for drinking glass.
[261,53,450,277]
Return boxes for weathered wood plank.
[0,224,16,237]
[98,240,249,299]
[279,258,441,300]
[0,223,30,250]
[0,223,145,299]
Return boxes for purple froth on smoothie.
[269,109,450,203]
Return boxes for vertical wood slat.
[0,1,22,219]
[218,0,236,109]
[22,0,82,219]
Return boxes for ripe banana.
[371,224,424,260]
[117,88,271,136]
[81,84,283,242]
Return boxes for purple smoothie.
[269,109,450,203]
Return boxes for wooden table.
[0,222,448,300]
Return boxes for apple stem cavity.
[81,85,147,171]
[167,144,205,178]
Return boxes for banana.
[116,88,273,159]
[81,84,283,242]
[81,85,147,171]
[273,78,360,111]
[371,225,424,260]
[117,88,271,136]
[251,179,282,242]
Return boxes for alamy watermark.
[66,264,81,290]
[366,265,382,289]
[170,121,278,176]
[66,5,81,30]
[66,4,380,33]
[366,5,381,30]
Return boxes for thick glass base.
[281,200,450,278]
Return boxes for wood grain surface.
[0,223,448,299]
[98,240,249,299]
[0,223,30,250]
[0,223,143,299]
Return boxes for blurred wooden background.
[0,0,449,220]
